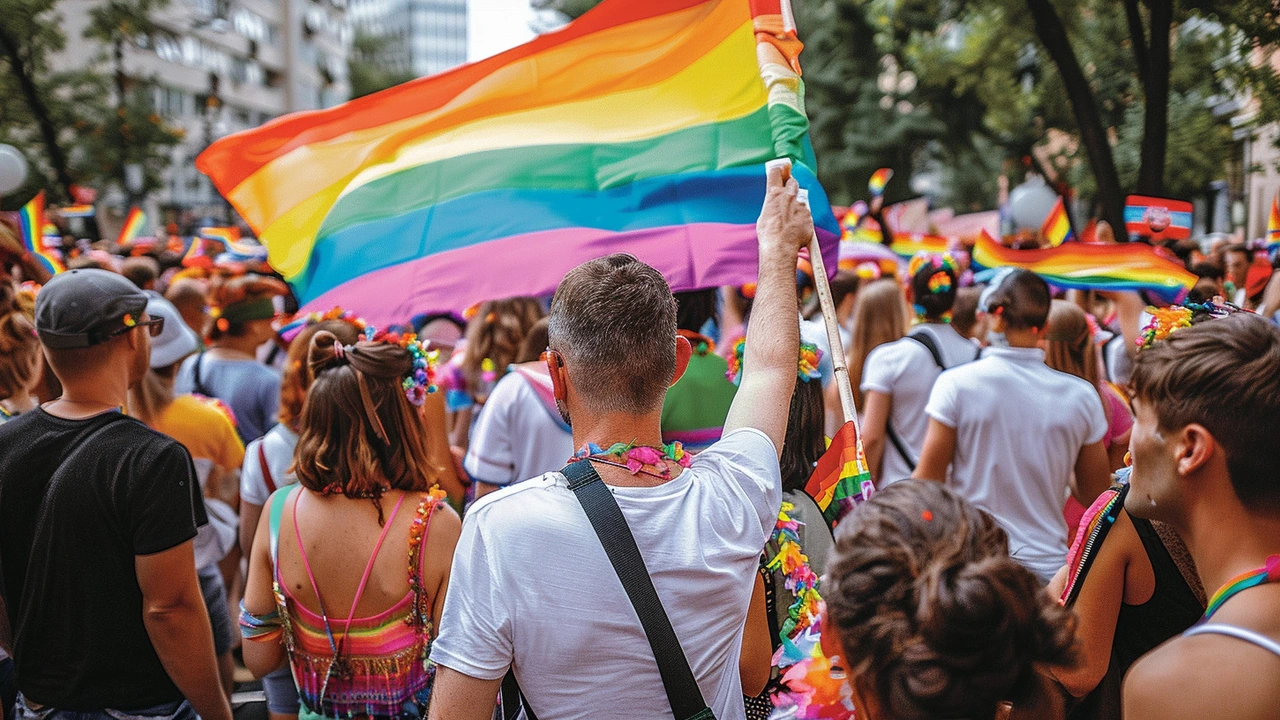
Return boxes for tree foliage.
[348,32,417,100]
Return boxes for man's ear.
[545,351,569,402]
[1176,423,1217,478]
[671,334,693,387]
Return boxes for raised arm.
[723,160,814,455]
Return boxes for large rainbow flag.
[196,0,839,325]
[18,192,65,275]
[972,231,1195,302]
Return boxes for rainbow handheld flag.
[889,232,949,260]
[1041,196,1073,247]
[868,168,892,198]
[18,192,65,275]
[198,226,239,246]
[58,204,95,218]
[1124,194,1192,242]
[196,0,839,327]
[1268,194,1279,245]
[805,421,873,526]
[117,207,146,245]
[972,231,1195,302]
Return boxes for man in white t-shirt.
[914,269,1112,583]
[428,161,814,720]
[464,363,575,497]
[861,254,978,485]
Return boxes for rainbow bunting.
[195,0,839,327]
[1124,194,1192,242]
[58,204,95,218]
[868,167,892,198]
[889,232,949,260]
[971,230,1195,302]
[1041,196,1073,247]
[17,192,65,275]
[804,421,872,526]
[1268,195,1279,244]
[117,207,146,245]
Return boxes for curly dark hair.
[824,480,1076,720]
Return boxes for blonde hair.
[848,279,909,410]
[0,287,40,401]
[461,297,544,401]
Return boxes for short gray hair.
[548,254,677,415]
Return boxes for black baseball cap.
[36,268,150,349]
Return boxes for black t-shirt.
[0,408,208,710]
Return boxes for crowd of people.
[0,161,1277,720]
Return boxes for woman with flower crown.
[239,327,461,719]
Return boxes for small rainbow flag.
[971,230,1195,302]
[18,192,65,275]
[805,421,873,526]
[1267,194,1279,244]
[195,0,839,327]
[1124,194,1192,242]
[58,204,95,218]
[889,232,949,260]
[182,237,213,269]
[1041,196,1073,247]
[198,226,239,246]
[868,168,892,198]
[117,207,146,245]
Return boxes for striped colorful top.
[267,487,447,719]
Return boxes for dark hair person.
[823,480,1076,720]
[240,328,461,718]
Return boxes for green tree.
[348,32,417,99]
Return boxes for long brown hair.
[293,331,443,523]
[1044,301,1099,387]
[847,279,908,410]
[825,480,1076,720]
[0,284,40,401]
[277,319,363,429]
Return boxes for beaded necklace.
[570,441,691,480]
[1203,554,1280,620]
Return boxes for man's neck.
[1178,486,1280,596]
[47,372,130,419]
[570,410,673,488]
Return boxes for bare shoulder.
[1124,633,1280,720]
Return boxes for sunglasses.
[104,315,165,341]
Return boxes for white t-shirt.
[240,424,299,507]
[861,324,978,484]
[925,347,1107,583]
[431,428,782,720]
[463,369,575,488]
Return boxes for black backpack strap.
[561,460,716,720]
[501,670,536,720]
[907,331,946,370]
[192,352,211,397]
[884,420,918,472]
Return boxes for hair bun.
[307,330,344,377]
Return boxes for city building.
[53,0,351,223]
[348,0,466,78]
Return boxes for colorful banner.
[971,230,1195,302]
[1041,196,1073,247]
[195,0,839,326]
[889,232,949,260]
[1124,194,1192,242]
[18,192,65,275]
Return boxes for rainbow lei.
[727,340,823,385]
[571,441,691,478]
[765,504,855,719]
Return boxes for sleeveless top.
[267,486,447,719]
[1068,514,1204,720]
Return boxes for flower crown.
[366,327,440,407]
[1136,298,1250,352]
[278,306,370,343]
[727,338,824,385]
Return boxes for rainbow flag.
[195,0,839,326]
[117,207,146,245]
[198,226,239,246]
[1041,196,1073,247]
[889,232,949,260]
[58,204,95,218]
[1124,194,1192,242]
[868,167,892,198]
[1268,194,1279,244]
[805,421,872,526]
[972,230,1195,302]
[18,192,65,275]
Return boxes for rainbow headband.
[727,338,823,385]
[278,306,370,343]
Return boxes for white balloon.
[0,145,29,196]
[1008,176,1059,231]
